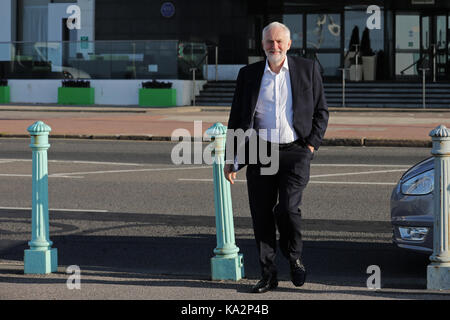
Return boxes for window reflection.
[436,15,446,50]
[396,53,420,75]
[283,14,303,49]
[345,10,384,51]
[307,14,341,49]
[396,15,420,50]
[316,53,341,76]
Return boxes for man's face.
[262,27,292,65]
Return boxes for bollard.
[206,122,244,281]
[24,121,58,274]
[427,125,450,290]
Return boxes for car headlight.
[398,227,429,241]
[401,170,434,195]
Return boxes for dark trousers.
[246,139,313,277]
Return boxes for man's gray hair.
[262,22,291,40]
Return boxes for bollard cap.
[27,121,52,135]
[206,122,227,137]
[429,125,450,138]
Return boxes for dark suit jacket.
[226,55,329,171]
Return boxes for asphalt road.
[0,139,443,298]
[0,138,431,221]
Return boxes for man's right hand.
[224,164,237,185]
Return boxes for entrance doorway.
[395,12,449,81]
[421,14,448,81]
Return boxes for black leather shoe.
[290,259,307,287]
[251,274,278,293]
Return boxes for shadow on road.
[0,234,430,292]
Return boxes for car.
[390,156,434,254]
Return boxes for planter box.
[362,55,377,81]
[139,88,176,107]
[58,87,95,105]
[349,64,363,82]
[0,86,10,103]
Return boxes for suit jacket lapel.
[288,56,301,116]
[250,60,265,117]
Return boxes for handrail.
[192,52,208,69]
[418,67,429,109]
[313,52,324,75]
[400,56,424,75]
[338,67,349,107]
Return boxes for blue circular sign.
[161,2,175,18]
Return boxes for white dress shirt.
[254,58,298,144]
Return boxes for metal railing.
[188,46,219,104]
[399,46,437,84]
[399,56,424,76]
[419,67,429,109]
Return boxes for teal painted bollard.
[427,125,450,290]
[24,121,58,274]
[206,123,244,281]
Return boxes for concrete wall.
[7,79,206,106]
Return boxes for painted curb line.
[0,133,432,147]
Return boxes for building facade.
[1,0,449,81]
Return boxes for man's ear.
[287,39,292,51]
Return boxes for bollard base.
[211,253,244,281]
[24,248,58,274]
[427,263,450,290]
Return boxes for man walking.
[224,22,329,293]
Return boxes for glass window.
[21,4,48,43]
[422,16,429,49]
[395,52,420,75]
[436,15,446,50]
[316,53,341,76]
[306,14,341,49]
[435,15,447,76]
[345,10,384,51]
[448,15,450,72]
[396,15,420,50]
[283,14,303,49]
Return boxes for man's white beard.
[265,51,286,65]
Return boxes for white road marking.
[0,206,108,212]
[0,159,145,166]
[179,178,243,182]
[0,159,412,168]
[177,178,397,186]
[0,160,17,164]
[50,165,212,177]
[0,158,211,178]
[311,164,409,168]
[0,174,83,179]
[309,181,397,186]
[2,167,404,180]
[310,169,406,178]
[0,159,409,182]
[0,174,31,177]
